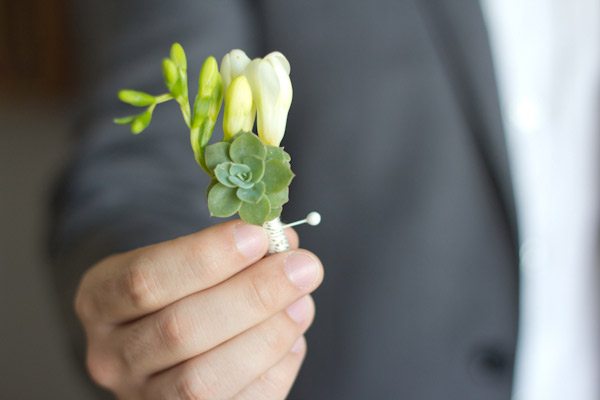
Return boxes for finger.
[285,227,299,249]
[76,220,273,324]
[115,250,323,376]
[233,336,307,400]
[144,296,314,400]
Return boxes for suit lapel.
[416,0,519,248]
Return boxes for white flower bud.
[220,49,251,91]
[244,52,292,146]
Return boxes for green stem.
[180,100,191,128]
[155,93,173,104]
[190,126,211,174]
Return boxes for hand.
[74,220,324,399]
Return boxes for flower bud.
[192,56,223,131]
[223,76,255,140]
[118,89,156,107]
[170,42,187,71]
[190,56,223,161]
[244,52,292,146]
[162,58,178,91]
[221,49,251,91]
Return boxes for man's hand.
[74,220,323,399]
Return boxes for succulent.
[205,132,293,224]
[115,44,295,225]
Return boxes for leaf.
[206,179,218,198]
[230,163,251,176]
[237,182,265,204]
[118,90,156,107]
[229,132,266,163]
[266,206,283,221]
[113,115,136,125]
[242,156,265,183]
[266,187,289,208]
[208,183,241,217]
[205,142,231,170]
[214,162,235,187]
[239,196,271,225]
[262,159,294,193]
[229,175,253,189]
[266,146,291,163]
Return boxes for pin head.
[306,211,321,226]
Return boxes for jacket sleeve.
[48,0,262,382]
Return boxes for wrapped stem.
[262,217,289,253]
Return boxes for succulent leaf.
[266,187,289,209]
[237,181,266,204]
[205,142,232,170]
[228,175,254,189]
[262,159,294,193]
[266,145,291,163]
[242,156,265,183]
[239,196,271,225]
[208,183,242,217]
[266,206,283,221]
[214,163,237,188]
[229,132,266,163]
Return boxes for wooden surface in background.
[0,0,70,95]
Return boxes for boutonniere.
[115,43,319,252]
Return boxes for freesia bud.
[190,56,223,163]
[221,49,251,91]
[162,58,178,91]
[170,42,187,71]
[244,52,293,146]
[223,75,255,140]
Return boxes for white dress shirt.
[480,1,600,399]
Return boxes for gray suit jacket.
[51,1,519,398]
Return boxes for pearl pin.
[282,211,322,229]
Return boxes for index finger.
[76,220,299,324]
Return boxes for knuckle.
[246,273,279,315]
[119,325,150,372]
[174,369,217,400]
[258,366,289,395]
[261,324,291,355]
[86,347,119,389]
[122,258,158,310]
[157,310,187,349]
[182,239,221,281]
[74,271,99,321]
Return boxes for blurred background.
[0,0,95,398]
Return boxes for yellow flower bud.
[223,75,255,140]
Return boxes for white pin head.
[282,211,322,229]
[306,211,321,226]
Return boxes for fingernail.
[234,224,267,259]
[284,252,319,290]
[286,296,310,324]
[290,336,306,354]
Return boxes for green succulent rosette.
[115,44,294,225]
[205,132,293,224]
